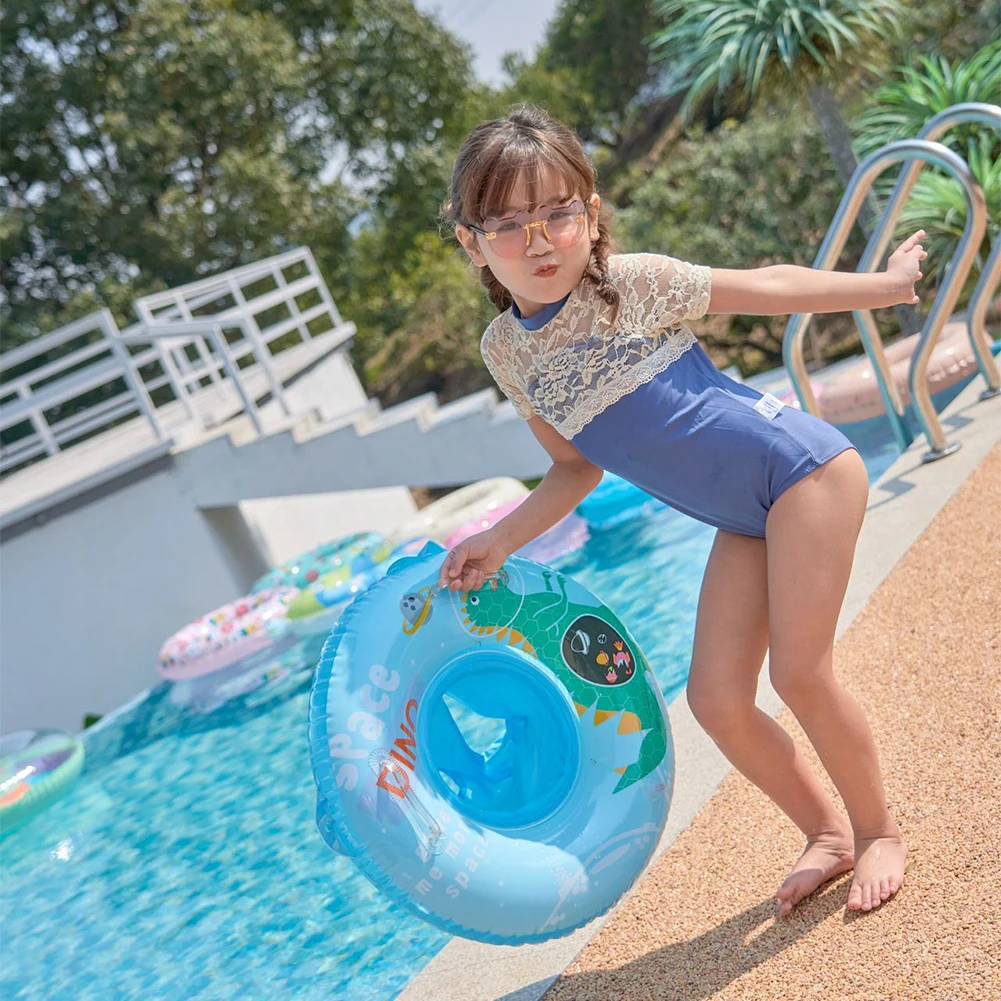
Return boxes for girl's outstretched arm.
[707,230,928,317]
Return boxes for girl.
[438,105,921,916]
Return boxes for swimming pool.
[0,412,942,1001]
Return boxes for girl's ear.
[455,225,486,268]
[587,193,601,243]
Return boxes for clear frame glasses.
[466,200,587,258]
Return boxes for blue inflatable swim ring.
[308,542,674,945]
[576,471,667,531]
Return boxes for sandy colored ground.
[543,444,1000,1001]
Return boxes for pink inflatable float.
[779,322,983,425]
[444,496,589,564]
[157,587,297,681]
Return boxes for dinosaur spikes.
[618,711,642,735]
[496,628,509,641]
[462,617,470,625]
[509,630,524,646]
[573,701,588,717]
[593,709,616,726]
[522,641,534,654]
[613,766,627,775]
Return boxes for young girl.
[437,105,922,916]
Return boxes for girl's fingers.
[440,545,466,587]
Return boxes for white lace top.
[480,253,713,439]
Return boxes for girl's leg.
[687,529,854,916]
[765,448,906,912]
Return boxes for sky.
[413,0,561,85]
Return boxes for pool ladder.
[783,102,1001,463]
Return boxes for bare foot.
[776,829,855,917]
[847,828,907,912]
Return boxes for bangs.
[463,137,585,225]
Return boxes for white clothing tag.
[753,392,785,420]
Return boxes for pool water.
[0,407,947,1001]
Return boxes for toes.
[847,880,863,910]
[879,877,891,901]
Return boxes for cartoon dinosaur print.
[459,568,667,793]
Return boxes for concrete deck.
[396,374,1001,1001]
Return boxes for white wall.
[0,461,251,733]
[240,487,417,567]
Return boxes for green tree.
[615,106,872,373]
[0,0,476,347]
[648,0,923,335]
[852,41,1001,292]
[497,0,665,149]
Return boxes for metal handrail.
[0,310,166,466]
[860,103,1001,402]
[119,317,293,435]
[783,138,988,461]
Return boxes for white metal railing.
[0,248,350,476]
[0,310,165,474]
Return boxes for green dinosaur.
[459,567,667,793]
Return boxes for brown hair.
[441,103,618,318]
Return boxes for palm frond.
[649,0,906,121]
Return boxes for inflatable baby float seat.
[308,542,674,945]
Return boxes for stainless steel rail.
[784,132,988,460]
[866,104,1001,404]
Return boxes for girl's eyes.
[494,222,520,233]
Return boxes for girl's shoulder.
[607,252,713,326]
[607,251,698,281]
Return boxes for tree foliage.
[615,106,872,372]
[0,0,477,346]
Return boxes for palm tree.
[853,41,1001,294]
[649,0,921,334]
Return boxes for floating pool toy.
[250,531,386,592]
[287,537,432,637]
[308,542,674,945]
[387,478,530,544]
[776,322,998,425]
[576,471,667,531]
[1,730,85,834]
[287,569,377,638]
[157,587,297,681]
[444,498,589,565]
[167,632,310,714]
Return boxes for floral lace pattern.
[481,253,713,439]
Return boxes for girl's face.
[455,167,600,320]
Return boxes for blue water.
[0,403,953,1001]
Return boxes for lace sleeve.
[481,327,534,420]
[625,253,713,327]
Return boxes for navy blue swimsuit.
[514,295,856,539]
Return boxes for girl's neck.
[511,290,573,331]
[511,294,548,319]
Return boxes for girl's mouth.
[534,265,558,278]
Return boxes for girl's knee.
[686,679,756,735]
[768,658,832,708]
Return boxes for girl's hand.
[885,229,928,305]
[438,530,509,592]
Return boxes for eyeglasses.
[465,200,587,259]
